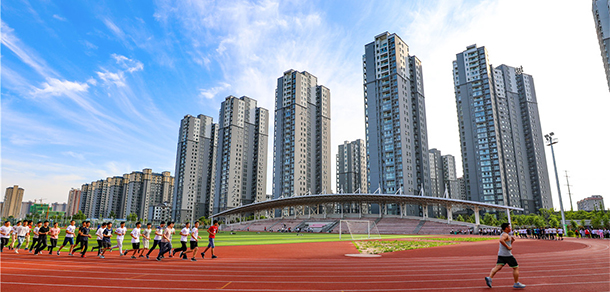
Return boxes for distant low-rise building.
[577,195,605,211]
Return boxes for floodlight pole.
[545,133,567,233]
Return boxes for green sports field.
[27,229,420,252]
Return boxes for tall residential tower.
[2,185,24,218]
[453,45,552,214]
[336,139,367,194]
[273,70,331,199]
[593,0,610,90]
[363,32,431,215]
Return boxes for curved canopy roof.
[211,193,524,218]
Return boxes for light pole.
[545,132,567,233]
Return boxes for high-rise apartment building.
[593,0,610,91]
[79,169,174,220]
[456,177,467,201]
[363,32,431,215]
[442,154,460,200]
[453,45,552,214]
[273,70,331,199]
[336,139,367,194]
[2,185,24,218]
[66,188,81,216]
[213,96,269,214]
[428,149,444,198]
[172,114,217,223]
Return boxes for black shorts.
[190,241,198,249]
[132,243,140,249]
[497,256,519,268]
[103,241,111,248]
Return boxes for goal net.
[339,220,381,240]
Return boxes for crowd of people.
[0,219,220,261]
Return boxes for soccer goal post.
[339,220,381,240]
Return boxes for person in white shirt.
[57,220,77,256]
[113,222,127,256]
[0,221,11,252]
[557,228,564,240]
[137,223,152,258]
[172,222,191,259]
[92,223,107,257]
[156,222,175,261]
[9,221,21,250]
[122,222,142,259]
[29,222,42,252]
[146,222,165,259]
[183,221,201,261]
[15,220,31,253]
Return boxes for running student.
[9,221,21,250]
[485,223,526,289]
[99,222,114,259]
[57,220,76,256]
[15,220,31,253]
[73,221,92,258]
[47,222,60,254]
[113,222,127,256]
[0,221,11,252]
[138,223,152,258]
[146,222,165,259]
[184,221,201,261]
[173,222,190,259]
[201,220,219,259]
[123,222,142,259]
[34,221,50,255]
[156,222,175,261]
[29,221,42,252]
[92,222,107,256]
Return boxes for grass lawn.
[354,240,457,254]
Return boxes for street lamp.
[544,132,567,233]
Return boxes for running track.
[1,237,608,291]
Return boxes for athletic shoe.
[25,248,29,251]
[57,251,60,256]
[179,251,184,258]
[100,255,105,259]
[485,277,492,288]
[200,252,205,259]
[81,255,86,258]
[48,251,52,255]
[15,250,19,254]
[513,283,526,289]
[146,255,149,259]
[211,255,218,259]
[131,255,136,259]
[191,258,197,262]
[139,255,144,258]
[69,253,73,256]
[156,257,161,261]
[123,250,129,256]
[182,256,188,260]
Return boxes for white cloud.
[82,40,98,50]
[52,14,67,21]
[102,18,125,39]
[32,78,90,97]
[111,53,144,73]
[97,70,126,87]
[1,20,58,78]
[199,82,230,100]
[87,78,97,85]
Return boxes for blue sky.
[2,0,608,209]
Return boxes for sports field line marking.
[219,282,232,289]
[2,280,609,291]
[127,273,148,279]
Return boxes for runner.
[0,221,11,252]
[485,223,526,289]
[123,222,142,259]
[146,222,165,259]
[57,220,77,256]
[201,220,219,259]
[92,222,107,256]
[29,221,42,253]
[156,221,175,261]
[184,221,201,261]
[23,221,33,251]
[34,221,50,255]
[172,222,190,259]
[9,221,21,250]
[113,222,127,256]
[138,223,152,258]
[557,227,564,240]
[73,221,92,258]
[47,222,61,254]
[99,222,114,259]
[15,220,31,253]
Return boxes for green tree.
[482,213,498,226]
[590,216,602,229]
[127,213,138,222]
[534,217,546,228]
[197,216,211,226]
[109,211,116,219]
[570,220,578,231]
[456,215,465,222]
[580,219,586,228]
[549,217,560,228]
[73,210,86,220]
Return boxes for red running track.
[1,237,608,291]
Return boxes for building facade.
[336,139,367,194]
[273,70,331,199]
[172,114,218,223]
[577,195,605,211]
[428,149,444,198]
[66,188,81,216]
[453,45,552,214]
[593,0,610,91]
[2,185,24,218]
[363,32,431,215]
[213,95,269,214]
[442,154,460,200]
[79,169,174,220]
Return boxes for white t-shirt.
[18,226,30,237]
[558,229,563,234]
[65,225,76,238]
[33,226,40,238]
[190,227,198,241]
[131,228,141,243]
[116,227,127,239]
[154,227,163,241]
[180,227,190,242]
[0,226,11,238]
[96,228,105,240]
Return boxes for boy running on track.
[16,221,31,253]
[73,221,92,257]
[146,222,165,259]
[138,223,152,258]
[201,220,219,259]
[92,223,107,256]
[99,222,114,259]
[172,222,190,259]
[156,222,175,261]
[0,221,11,252]
[23,221,33,251]
[47,222,60,254]
[113,222,127,256]
[184,221,201,261]
[485,223,526,289]
[29,221,42,252]
[34,221,50,255]
[9,221,21,250]
[57,220,76,256]
[123,222,142,259]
